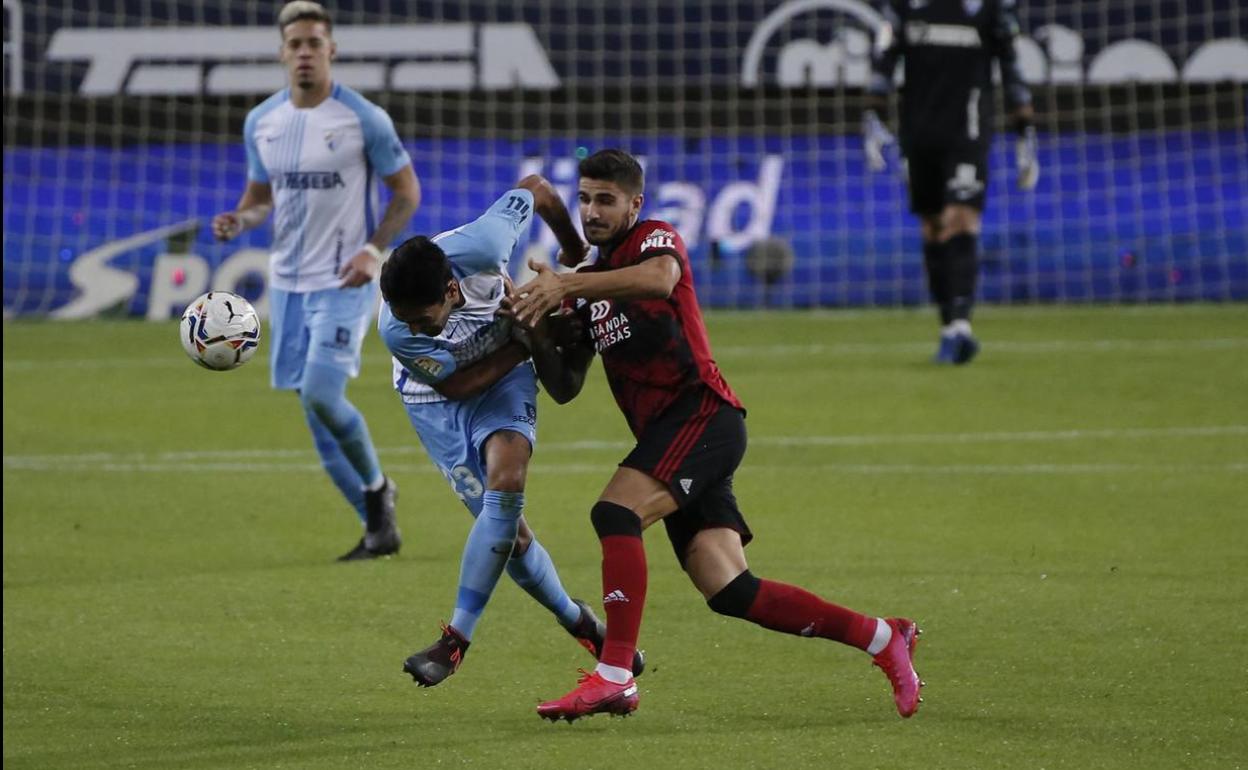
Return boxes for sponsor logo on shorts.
[512,402,537,427]
[679,478,693,494]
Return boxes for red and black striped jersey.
[570,219,742,437]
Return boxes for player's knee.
[590,501,641,539]
[920,217,943,242]
[706,570,761,619]
[299,388,343,425]
[486,469,526,493]
[941,206,981,236]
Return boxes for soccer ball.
[179,291,260,371]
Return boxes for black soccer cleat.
[567,598,646,677]
[952,333,980,365]
[338,477,401,561]
[403,624,470,687]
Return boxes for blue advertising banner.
[5,131,1245,317]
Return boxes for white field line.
[2,460,1245,475]
[5,425,1246,470]
[4,337,1246,371]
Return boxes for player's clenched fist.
[212,211,241,241]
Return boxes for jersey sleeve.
[243,107,268,184]
[439,189,536,274]
[360,104,412,179]
[635,221,688,277]
[378,303,458,385]
[991,0,1032,113]
[868,0,905,96]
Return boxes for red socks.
[598,534,647,671]
[746,579,877,651]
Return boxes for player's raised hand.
[211,211,241,241]
[1015,126,1040,191]
[862,110,895,172]
[511,259,566,327]
[339,244,383,287]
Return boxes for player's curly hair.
[277,1,332,34]
[578,149,644,195]
[380,236,454,308]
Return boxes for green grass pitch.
[4,305,1246,769]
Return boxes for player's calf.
[566,598,646,677]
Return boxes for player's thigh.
[940,142,989,216]
[268,288,310,391]
[903,149,946,218]
[405,399,486,516]
[468,364,538,491]
[683,527,750,600]
[610,389,748,529]
[599,467,680,527]
[304,283,378,379]
[481,430,533,492]
[663,475,754,581]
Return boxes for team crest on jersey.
[324,130,338,151]
[640,230,676,252]
[411,356,444,378]
[962,0,983,16]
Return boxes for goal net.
[3,0,1245,318]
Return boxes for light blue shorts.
[404,363,538,517]
[268,284,378,390]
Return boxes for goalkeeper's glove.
[862,109,895,172]
[1015,125,1040,191]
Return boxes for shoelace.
[436,622,465,670]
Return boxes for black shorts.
[904,141,990,215]
[619,387,754,565]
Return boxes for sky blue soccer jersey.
[379,188,535,403]
[245,83,410,292]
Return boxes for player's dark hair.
[380,236,453,308]
[578,149,644,195]
[277,1,333,35]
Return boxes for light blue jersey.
[245,83,410,292]
[378,188,584,641]
[379,188,535,405]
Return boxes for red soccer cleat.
[872,617,924,718]
[537,669,639,722]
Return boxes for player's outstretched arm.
[517,174,589,267]
[431,339,530,401]
[212,181,273,241]
[510,257,679,327]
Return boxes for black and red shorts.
[619,386,754,564]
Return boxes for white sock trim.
[866,618,892,655]
[595,663,633,684]
[365,475,386,492]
